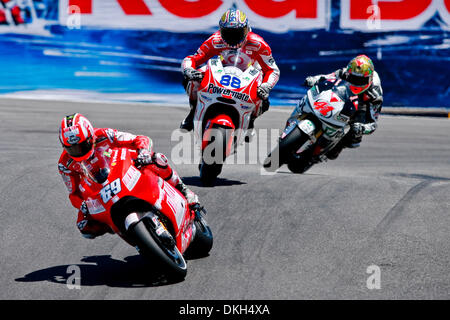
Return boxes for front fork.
[282,114,324,156]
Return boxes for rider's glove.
[80,201,89,217]
[136,148,153,167]
[303,76,316,87]
[257,83,272,100]
[183,67,203,82]
[303,76,325,87]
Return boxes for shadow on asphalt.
[15,255,184,288]
[182,176,246,187]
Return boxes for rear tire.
[129,220,187,280]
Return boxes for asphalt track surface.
[0,98,449,300]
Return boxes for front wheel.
[200,126,231,186]
[263,126,309,171]
[129,219,187,280]
[287,159,314,174]
[199,162,223,187]
[185,210,213,258]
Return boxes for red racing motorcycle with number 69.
[79,146,213,280]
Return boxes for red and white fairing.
[79,147,195,254]
[193,56,262,154]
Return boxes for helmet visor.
[221,27,246,47]
[346,73,370,86]
[64,138,93,158]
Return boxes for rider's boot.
[327,132,362,160]
[180,99,197,132]
[245,115,256,143]
[175,180,200,208]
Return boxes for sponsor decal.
[62,174,73,193]
[58,163,71,174]
[249,68,259,76]
[59,0,329,32]
[85,198,106,214]
[200,94,212,102]
[207,83,250,101]
[162,182,186,229]
[111,149,118,166]
[122,165,141,191]
[336,114,350,123]
[106,129,115,142]
[120,148,127,160]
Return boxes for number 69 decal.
[100,178,121,203]
[220,75,241,89]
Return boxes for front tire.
[185,212,213,258]
[200,126,230,186]
[263,126,309,171]
[199,162,223,187]
[287,159,314,174]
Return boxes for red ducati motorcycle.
[78,146,213,279]
[193,51,263,186]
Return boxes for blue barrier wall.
[0,0,449,108]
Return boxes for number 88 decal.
[220,75,241,89]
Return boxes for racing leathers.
[181,30,280,131]
[58,128,198,239]
[303,68,383,159]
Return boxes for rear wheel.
[129,219,187,280]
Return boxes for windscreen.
[81,147,112,184]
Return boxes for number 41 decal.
[100,178,121,203]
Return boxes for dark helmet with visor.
[219,8,250,48]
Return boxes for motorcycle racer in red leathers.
[180,8,280,136]
[58,113,200,239]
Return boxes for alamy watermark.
[366,5,381,30]
[66,265,81,289]
[366,264,381,290]
[170,127,281,175]
[66,5,81,30]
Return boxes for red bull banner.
[59,0,450,32]
[1,1,449,108]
